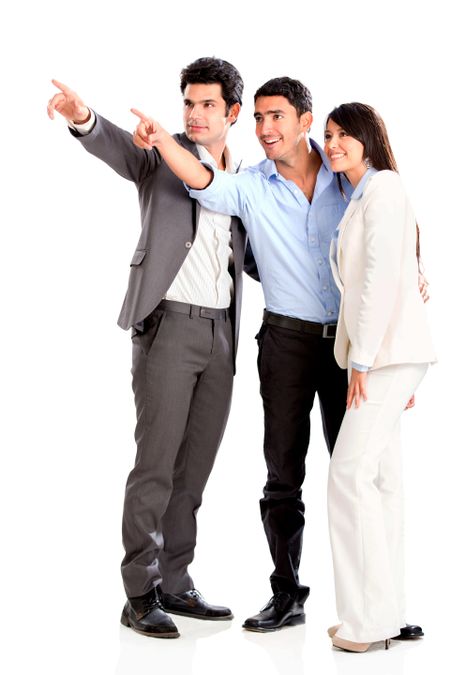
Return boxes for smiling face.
[324,118,366,186]
[254,95,312,165]
[182,83,239,154]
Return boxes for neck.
[203,141,227,170]
[275,135,320,181]
[345,165,369,188]
[275,137,322,198]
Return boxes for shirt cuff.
[68,108,95,135]
[352,361,370,372]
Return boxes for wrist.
[153,127,171,148]
[72,108,91,125]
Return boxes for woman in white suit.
[323,103,436,652]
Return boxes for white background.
[1,1,448,673]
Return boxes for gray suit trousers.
[121,302,234,598]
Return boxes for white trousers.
[328,362,428,643]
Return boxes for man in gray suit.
[47,57,246,639]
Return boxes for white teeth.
[265,138,280,144]
[331,153,345,159]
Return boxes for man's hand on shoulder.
[47,79,91,124]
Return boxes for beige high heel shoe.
[328,624,340,637]
[331,635,390,653]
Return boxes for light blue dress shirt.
[189,140,352,324]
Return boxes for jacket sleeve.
[351,171,408,366]
[243,239,260,281]
[69,112,160,184]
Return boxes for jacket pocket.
[130,249,147,266]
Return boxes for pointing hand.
[47,79,90,124]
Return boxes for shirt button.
[327,311,334,316]
[323,285,328,291]
[185,242,192,249]
[310,237,316,243]
[318,259,323,265]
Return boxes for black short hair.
[180,57,244,113]
[254,77,312,117]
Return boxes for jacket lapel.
[336,199,359,270]
[329,237,343,293]
[337,170,378,266]
[177,133,202,232]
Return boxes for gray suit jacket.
[71,113,247,362]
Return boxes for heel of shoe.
[289,612,306,626]
[385,638,390,650]
[332,636,371,652]
[120,610,130,627]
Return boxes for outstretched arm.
[48,81,159,183]
[130,109,212,189]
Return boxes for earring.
[364,157,372,168]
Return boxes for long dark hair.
[327,102,421,263]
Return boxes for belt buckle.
[322,323,335,338]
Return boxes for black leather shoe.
[161,589,233,620]
[243,592,308,632]
[392,623,424,640]
[121,587,180,638]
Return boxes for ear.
[301,111,313,132]
[228,102,241,124]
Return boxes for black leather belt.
[263,309,336,338]
[158,299,228,320]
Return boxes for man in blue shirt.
[131,77,423,640]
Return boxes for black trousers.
[257,318,348,598]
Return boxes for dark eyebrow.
[184,98,217,105]
[253,109,285,118]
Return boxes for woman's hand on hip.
[405,394,415,410]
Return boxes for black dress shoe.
[243,592,308,632]
[392,623,424,640]
[161,589,233,620]
[121,587,179,638]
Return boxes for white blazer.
[330,170,436,370]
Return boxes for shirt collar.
[260,137,332,180]
[196,144,236,174]
[351,168,378,200]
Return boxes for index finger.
[130,108,150,123]
[346,384,354,409]
[51,79,72,94]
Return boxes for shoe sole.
[243,613,306,632]
[391,632,424,640]
[164,609,234,621]
[329,623,424,641]
[121,612,180,638]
